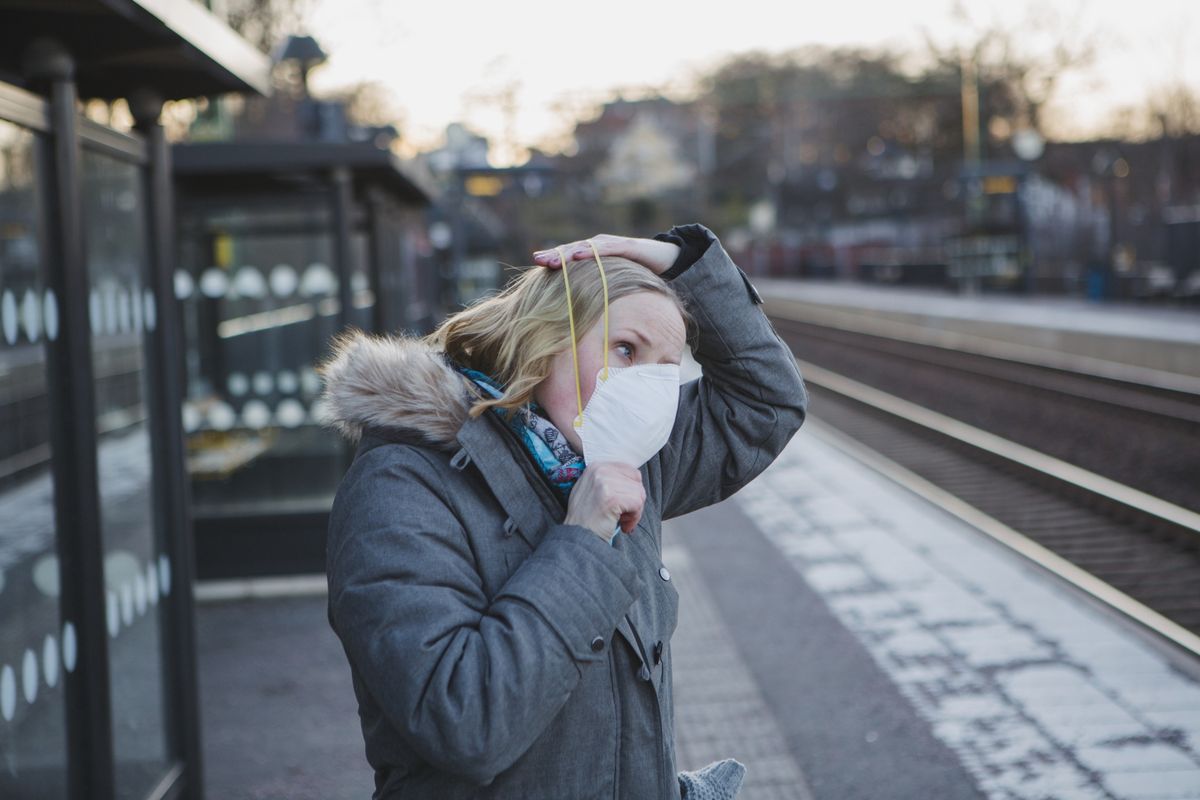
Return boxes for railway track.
[768,311,1200,657]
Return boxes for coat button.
[653,640,663,665]
[590,636,605,652]
[658,566,671,581]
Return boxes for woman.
[319,223,808,799]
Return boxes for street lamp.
[271,34,327,97]
[1090,147,1127,300]
[1013,127,1044,295]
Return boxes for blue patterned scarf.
[446,357,586,502]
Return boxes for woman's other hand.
[532,234,681,277]
[563,461,646,542]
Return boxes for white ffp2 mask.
[577,361,681,468]
[558,241,681,470]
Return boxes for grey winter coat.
[320,224,808,799]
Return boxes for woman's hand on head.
[532,234,680,277]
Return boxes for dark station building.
[0,1,268,798]
[2,6,441,797]
[171,137,433,581]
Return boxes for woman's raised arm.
[649,223,809,520]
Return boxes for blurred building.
[0,1,269,798]
[569,95,711,233]
[539,73,1200,303]
[418,122,537,304]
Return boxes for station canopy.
[0,0,271,99]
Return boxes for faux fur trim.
[316,328,478,450]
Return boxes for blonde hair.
[425,256,698,420]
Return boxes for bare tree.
[1148,83,1200,138]
[324,80,405,130]
[223,0,313,54]
[1099,17,1200,140]
[921,0,1101,136]
[1143,21,1200,138]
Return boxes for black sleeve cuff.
[654,223,714,281]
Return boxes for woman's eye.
[616,342,634,360]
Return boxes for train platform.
[756,278,1200,382]
[193,421,1200,799]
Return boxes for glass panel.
[348,229,373,332]
[0,120,69,799]
[378,209,437,335]
[176,199,347,516]
[81,147,173,799]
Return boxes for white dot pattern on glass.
[252,371,274,395]
[276,398,306,428]
[131,285,143,331]
[21,289,40,342]
[147,561,159,606]
[31,553,57,597]
[174,269,194,300]
[144,289,156,331]
[21,649,37,704]
[106,590,119,638]
[234,266,267,299]
[119,582,133,627]
[227,372,249,396]
[0,665,14,722]
[44,288,59,341]
[276,370,299,394]
[301,368,321,395]
[270,264,298,296]
[62,622,77,673]
[88,289,101,336]
[208,401,236,431]
[134,571,147,616]
[118,288,131,333]
[242,399,271,428]
[43,634,59,689]
[3,290,20,345]
[0,554,169,724]
[104,285,118,335]
[0,554,176,719]
[300,262,336,296]
[181,402,202,432]
[200,267,229,298]
[159,554,171,597]
[188,396,332,431]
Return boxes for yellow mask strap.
[557,246,585,429]
[557,242,610,429]
[586,240,610,382]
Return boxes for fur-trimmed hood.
[316,329,479,451]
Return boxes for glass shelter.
[171,141,434,580]
[0,1,269,798]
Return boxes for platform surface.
[758,279,1200,382]
[194,419,1200,799]
[758,279,1200,344]
[686,420,1200,799]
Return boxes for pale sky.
[304,0,1199,166]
